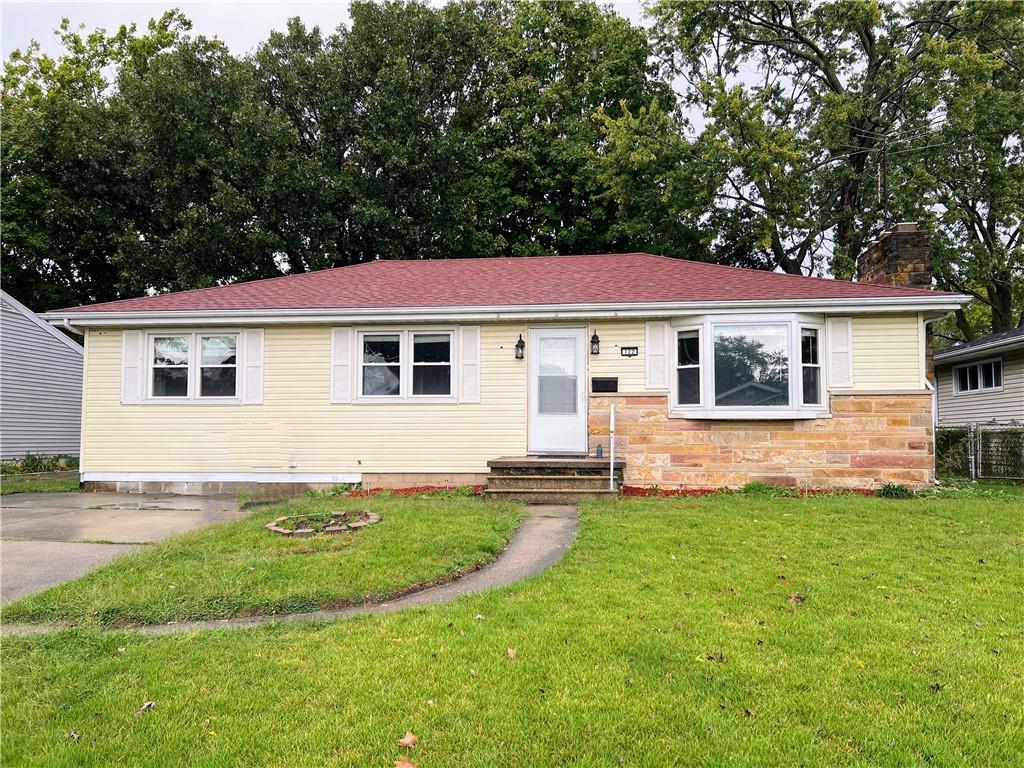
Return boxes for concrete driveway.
[1,492,243,603]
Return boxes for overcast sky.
[3,1,648,59]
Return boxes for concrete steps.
[484,456,624,504]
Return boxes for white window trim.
[354,327,458,404]
[674,324,704,407]
[144,329,243,404]
[799,322,825,407]
[669,313,831,420]
[953,357,1003,395]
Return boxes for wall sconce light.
[590,331,600,355]
[515,334,525,360]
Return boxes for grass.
[3,494,522,627]
[3,491,1022,766]
[0,474,80,495]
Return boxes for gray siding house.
[1,290,84,459]
[935,327,1024,426]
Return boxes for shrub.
[0,454,79,475]
[875,483,915,499]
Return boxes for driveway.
[1,492,243,603]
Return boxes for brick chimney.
[857,222,932,289]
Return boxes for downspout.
[63,318,84,336]
[923,313,951,485]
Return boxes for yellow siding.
[586,320,647,393]
[851,313,924,390]
[82,324,530,475]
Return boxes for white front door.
[528,327,588,454]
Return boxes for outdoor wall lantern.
[515,334,525,360]
[591,331,601,355]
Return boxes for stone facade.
[589,393,934,490]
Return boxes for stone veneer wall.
[589,393,934,490]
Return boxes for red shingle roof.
[57,253,952,313]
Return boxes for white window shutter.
[645,320,670,389]
[827,317,853,387]
[459,325,481,403]
[331,327,353,403]
[242,329,264,404]
[121,330,143,404]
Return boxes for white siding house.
[1,290,84,459]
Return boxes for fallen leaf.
[474,614,485,621]
[395,760,417,768]
[66,730,80,743]
[398,731,418,748]
[135,701,156,717]
[115,647,126,655]
[788,592,806,605]
[506,648,517,659]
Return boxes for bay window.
[148,331,239,400]
[671,315,829,419]
[357,329,454,400]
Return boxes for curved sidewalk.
[2,504,578,637]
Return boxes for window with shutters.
[669,314,831,419]
[355,328,456,401]
[146,331,241,401]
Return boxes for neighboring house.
[934,327,1024,426]
[43,226,968,493]
[1,289,84,459]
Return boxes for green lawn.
[3,494,522,628]
[0,474,79,494]
[3,491,1022,766]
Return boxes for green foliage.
[2,1,680,312]
[305,483,362,499]
[4,495,521,627]
[0,454,79,474]
[875,483,916,500]
[4,493,1023,765]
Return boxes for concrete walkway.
[1,504,578,637]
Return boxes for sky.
[2,0,648,60]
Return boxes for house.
[1,289,84,460]
[934,326,1024,426]
[42,226,968,495]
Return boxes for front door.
[527,327,588,454]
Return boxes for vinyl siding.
[80,314,930,475]
[0,297,83,459]
[850,313,924,390]
[587,320,646,393]
[936,348,1024,426]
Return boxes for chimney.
[857,222,932,288]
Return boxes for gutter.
[43,294,972,328]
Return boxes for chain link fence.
[936,422,1024,480]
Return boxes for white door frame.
[527,326,588,454]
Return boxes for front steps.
[484,456,625,504]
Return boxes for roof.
[1,290,83,354]
[934,325,1024,363]
[51,253,959,317]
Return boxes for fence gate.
[966,423,1024,480]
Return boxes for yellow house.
[45,242,968,497]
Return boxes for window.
[357,329,453,399]
[954,359,1002,393]
[670,314,830,419]
[801,328,821,405]
[152,336,189,397]
[412,333,452,396]
[200,335,238,397]
[537,336,578,414]
[362,334,401,396]
[713,323,789,407]
[148,331,240,400]
[676,329,700,405]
